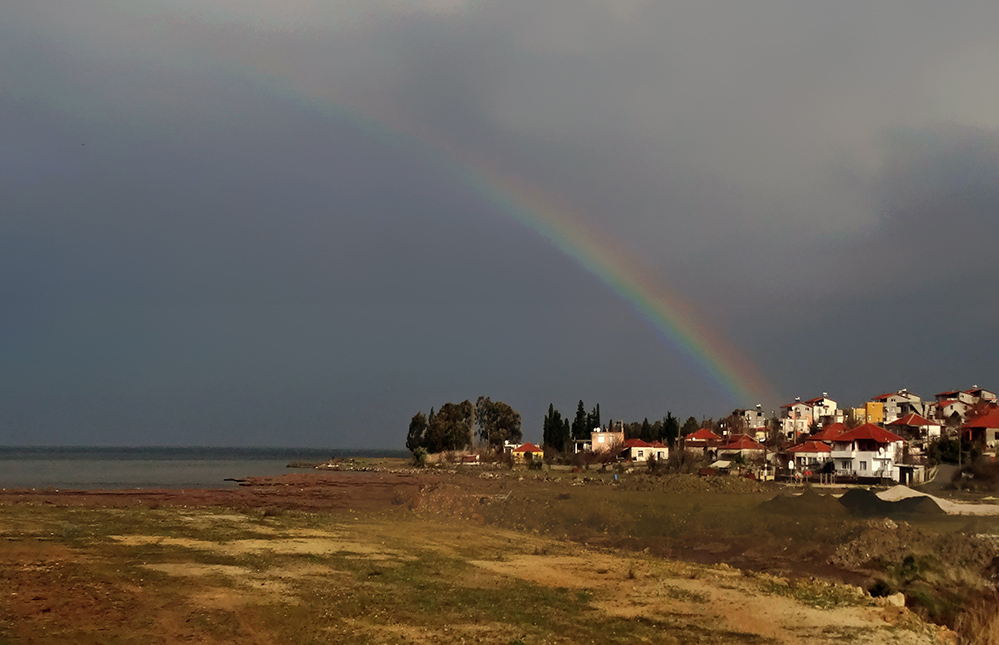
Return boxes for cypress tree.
[571,400,589,441]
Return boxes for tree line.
[406,397,522,454]
[405,396,706,455]
[542,400,698,454]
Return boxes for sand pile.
[877,485,999,516]
[838,488,944,516]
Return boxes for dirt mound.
[625,473,771,495]
[892,495,945,515]
[759,488,848,516]
[838,488,943,517]
[839,489,894,516]
[829,518,928,569]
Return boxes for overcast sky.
[3,1,998,447]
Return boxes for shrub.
[412,446,428,468]
[956,594,999,645]
[953,457,999,492]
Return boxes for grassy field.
[0,490,952,644]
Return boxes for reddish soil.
[0,471,437,511]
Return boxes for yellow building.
[866,401,884,424]
[849,402,884,425]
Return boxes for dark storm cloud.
[3,1,999,445]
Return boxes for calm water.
[0,447,406,490]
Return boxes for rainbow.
[232,68,776,406]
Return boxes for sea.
[0,447,408,490]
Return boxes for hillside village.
[508,385,999,485]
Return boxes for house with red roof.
[511,442,542,462]
[718,436,765,459]
[683,428,722,455]
[620,438,668,462]
[808,423,846,443]
[803,394,841,426]
[939,386,997,405]
[786,440,832,472]
[928,398,970,423]
[963,407,999,448]
[887,413,941,441]
[780,394,842,439]
[935,389,976,406]
[967,387,997,403]
[830,423,905,480]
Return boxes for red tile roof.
[936,390,961,397]
[623,438,653,448]
[964,408,999,429]
[809,423,845,442]
[720,437,764,451]
[787,441,831,454]
[685,428,722,441]
[833,424,904,444]
[887,413,935,427]
[804,396,832,404]
[512,442,542,453]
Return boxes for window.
[598,435,604,444]
[637,450,644,457]
[860,461,867,471]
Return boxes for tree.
[680,416,699,437]
[425,407,442,453]
[406,411,428,453]
[426,401,474,453]
[543,404,565,453]
[587,404,601,434]
[640,418,653,442]
[476,396,522,449]
[571,400,590,441]
[766,413,783,448]
[722,412,746,436]
[661,412,680,446]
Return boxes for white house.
[967,387,997,403]
[937,387,997,406]
[621,438,668,462]
[871,390,924,424]
[779,399,813,439]
[804,395,841,426]
[936,389,978,406]
[830,424,905,481]
[928,399,969,423]
[786,440,832,472]
[737,405,767,430]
